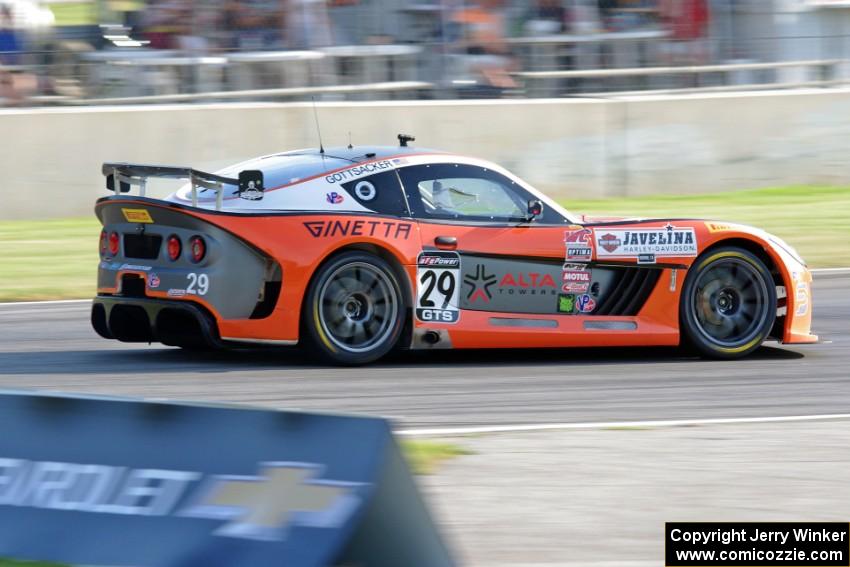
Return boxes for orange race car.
[92,136,816,364]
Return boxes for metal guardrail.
[61,80,434,105]
[514,59,842,80]
[577,78,850,98]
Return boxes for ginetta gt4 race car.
[92,137,816,364]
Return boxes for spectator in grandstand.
[658,0,710,64]
[450,0,517,93]
[140,0,191,49]
[0,4,22,104]
[223,0,285,50]
[569,0,602,34]
[521,0,569,35]
[285,0,333,49]
[0,4,21,64]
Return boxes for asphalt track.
[0,274,846,429]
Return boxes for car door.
[396,161,586,323]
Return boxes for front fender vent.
[594,267,661,316]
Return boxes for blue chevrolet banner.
[0,390,454,567]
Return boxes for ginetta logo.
[303,220,412,239]
[0,459,360,542]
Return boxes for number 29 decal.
[416,252,460,323]
[186,272,209,296]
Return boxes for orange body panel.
[95,199,817,349]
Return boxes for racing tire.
[302,251,406,365]
[680,246,776,359]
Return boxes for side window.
[399,163,564,223]
[338,170,409,217]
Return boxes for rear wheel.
[303,252,405,365]
[680,247,776,359]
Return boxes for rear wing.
[102,162,265,210]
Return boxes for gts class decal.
[303,220,412,239]
[416,252,460,323]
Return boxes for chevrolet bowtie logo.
[183,463,361,541]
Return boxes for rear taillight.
[108,232,120,256]
[167,235,181,261]
[99,230,107,256]
[189,236,206,263]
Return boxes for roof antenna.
[311,96,324,154]
[348,131,353,150]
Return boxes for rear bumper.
[92,296,222,349]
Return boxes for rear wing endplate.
[102,163,264,210]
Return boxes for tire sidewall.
[303,251,406,365]
[680,247,777,359]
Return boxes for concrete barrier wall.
[1,89,849,220]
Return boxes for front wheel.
[680,247,777,359]
[303,252,406,365]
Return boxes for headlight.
[769,236,806,266]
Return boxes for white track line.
[397,413,850,436]
[0,299,91,307]
[0,268,847,307]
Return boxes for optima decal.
[594,224,698,258]
[564,228,593,262]
[303,220,412,239]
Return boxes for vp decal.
[325,192,344,205]
[416,251,461,324]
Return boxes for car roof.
[215,145,445,188]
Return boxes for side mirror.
[527,199,544,220]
